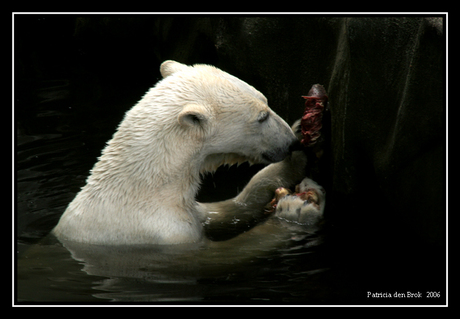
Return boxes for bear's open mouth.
[200,153,266,174]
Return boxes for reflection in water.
[18,226,329,303]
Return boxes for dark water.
[17,228,331,303]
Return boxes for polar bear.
[53,60,309,245]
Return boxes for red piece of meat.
[300,84,328,147]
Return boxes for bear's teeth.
[201,153,258,174]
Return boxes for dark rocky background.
[15,15,446,302]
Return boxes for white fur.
[53,61,299,245]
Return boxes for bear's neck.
[87,136,203,212]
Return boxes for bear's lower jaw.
[261,150,290,164]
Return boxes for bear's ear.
[178,104,210,129]
[160,60,188,78]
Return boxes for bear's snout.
[261,150,287,163]
[261,137,297,163]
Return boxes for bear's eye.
[257,111,269,123]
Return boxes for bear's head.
[157,60,298,174]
